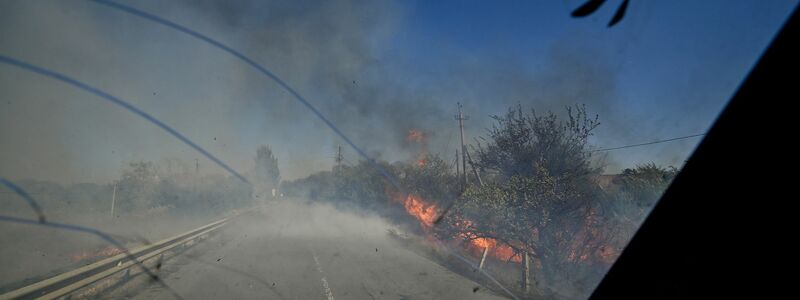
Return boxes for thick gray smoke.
[1,0,710,184]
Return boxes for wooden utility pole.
[455,149,460,179]
[455,103,469,187]
[465,148,483,186]
[335,144,343,166]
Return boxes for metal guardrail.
[0,217,230,300]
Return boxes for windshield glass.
[1,1,796,299]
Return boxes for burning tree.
[437,104,610,295]
[397,155,460,206]
[391,155,461,230]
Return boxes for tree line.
[1,145,283,220]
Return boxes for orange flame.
[493,244,521,262]
[458,221,523,263]
[472,237,494,249]
[393,191,611,266]
[463,237,521,262]
[407,129,425,142]
[415,156,427,167]
[400,194,438,229]
[392,193,522,263]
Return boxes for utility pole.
[455,149,460,179]
[455,102,469,187]
[465,149,483,187]
[335,144,343,166]
[195,158,199,174]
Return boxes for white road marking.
[311,249,335,300]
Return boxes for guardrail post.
[478,247,489,270]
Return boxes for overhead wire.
[589,133,705,153]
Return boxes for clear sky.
[1,0,797,183]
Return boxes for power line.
[590,133,706,153]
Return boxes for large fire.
[391,158,616,268]
[457,220,523,263]
[465,236,520,262]
[394,193,522,263]
[399,194,438,229]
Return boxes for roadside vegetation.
[1,103,677,299]
[282,104,678,299]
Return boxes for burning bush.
[396,155,460,206]
[435,105,613,296]
[282,104,677,299]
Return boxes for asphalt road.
[123,200,510,300]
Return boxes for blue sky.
[1,0,797,183]
[377,0,797,168]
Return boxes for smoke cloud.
[3,0,773,183]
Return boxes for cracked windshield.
[1,0,796,299]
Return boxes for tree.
[438,104,607,295]
[254,145,281,198]
[599,164,679,256]
[117,161,159,212]
[615,163,678,208]
[474,104,600,181]
[397,155,461,207]
[333,160,397,211]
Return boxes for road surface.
[120,200,510,300]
